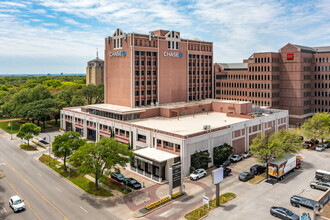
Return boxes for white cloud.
[0,1,28,8]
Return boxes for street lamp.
[44,134,51,166]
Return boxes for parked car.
[315,144,326,151]
[250,164,266,175]
[224,167,231,177]
[310,139,319,145]
[243,151,253,158]
[124,178,141,189]
[9,195,26,213]
[111,172,125,182]
[216,159,231,168]
[290,195,322,210]
[310,181,330,191]
[230,154,243,162]
[323,141,330,148]
[270,206,299,220]
[190,168,207,180]
[303,141,313,149]
[238,172,254,182]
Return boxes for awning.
[134,147,179,163]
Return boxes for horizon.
[1,0,330,74]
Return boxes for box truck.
[267,153,300,180]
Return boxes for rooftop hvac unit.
[203,125,211,130]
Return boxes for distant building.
[214,43,330,125]
[86,52,104,85]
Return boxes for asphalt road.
[0,130,119,220]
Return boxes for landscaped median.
[184,192,236,220]
[20,143,38,151]
[249,173,267,184]
[134,191,186,217]
[39,155,112,196]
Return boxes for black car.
[224,167,231,177]
[111,172,125,182]
[125,178,141,189]
[250,165,266,175]
[324,141,330,148]
[290,195,322,210]
[238,172,254,182]
[270,207,299,220]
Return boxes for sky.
[0,0,330,74]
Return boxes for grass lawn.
[249,173,267,184]
[45,120,61,128]
[20,144,38,151]
[39,155,112,196]
[184,193,236,220]
[0,120,21,134]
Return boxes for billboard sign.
[212,167,223,184]
[172,163,182,189]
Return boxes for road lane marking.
[56,187,62,192]
[3,177,41,220]
[38,173,42,177]
[80,206,88,213]
[2,205,7,213]
[1,157,68,220]
[0,162,6,165]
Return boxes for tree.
[16,123,41,147]
[249,132,282,164]
[213,143,233,166]
[95,84,104,104]
[52,131,86,170]
[301,112,330,143]
[191,150,211,170]
[70,137,134,190]
[275,129,303,154]
[81,84,97,105]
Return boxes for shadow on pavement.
[222,204,237,211]
[79,194,104,209]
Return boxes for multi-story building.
[215,43,330,125]
[105,28,214,107]
[86,52,104,86]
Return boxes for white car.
[9,195,26,213]
[315,144,326,152]
[190,168,207,180]
[230,154,243,162]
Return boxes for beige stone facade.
[86,56,104,86]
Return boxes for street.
[0,130,120,220]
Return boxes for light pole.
[45,134,51,166]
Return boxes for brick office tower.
[105,28,213,107]
[215,43,330,125]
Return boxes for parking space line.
[55,187,62,192]
[2,205,7,213]
[80,206,88,213]
[38,173,42,177]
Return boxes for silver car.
[310,181,330,191]
[315,144,326,151]
[9,195,26,213]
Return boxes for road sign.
[172,163,182,189]
[203,196,209,208]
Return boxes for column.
[72,116,76,132]
[83,119,87,139]
[96,122,100,142]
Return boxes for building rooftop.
[218,63,248,70]
[131,112,249,136]
[293,44,330,53]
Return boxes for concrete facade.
[104,28,213,108]
[215,43,330,125]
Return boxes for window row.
[254,57,280,63]
[188,44,212,52]
[135,70,157,76]
[189,54,212,59]
[188,94,211,100]
[314,100,329,106]
[189,70,211,75]
[135,60,157,66]
[315,57,329,63]
[220,82,271,90]
[314,74,329,80]
[189,87,211,92]
[135,99,157,106]
[314,66,330,72]
[314,91,329,97]
[135,51,157,56]
[135,90,157,96]
[113,38,123,49]
[168,41,179,50]
[135,39,157,48]
[189,62,212,67]
[189,79,212,83]
[314,108,329,113]
[314,83,329,89]
[135,80,157,86]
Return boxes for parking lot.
[206,148,330,220]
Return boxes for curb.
[133,193,187,218]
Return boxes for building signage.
[287,53,294,61]
[110,50,126,57]
[164,52,183,58]
[172,163,182,189]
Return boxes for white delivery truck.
[267,153,300,180]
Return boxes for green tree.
[213,143,233,166]
[249,132,282,163]
[191,150,211,170]
[95,84,104,104]
[16,123,41,147]
[70,137,134,190]
[301,112,330,143]
[275,129,303,154]
[52,131,86,170]
[81,84,97,105]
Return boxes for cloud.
[0,1,28,8]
